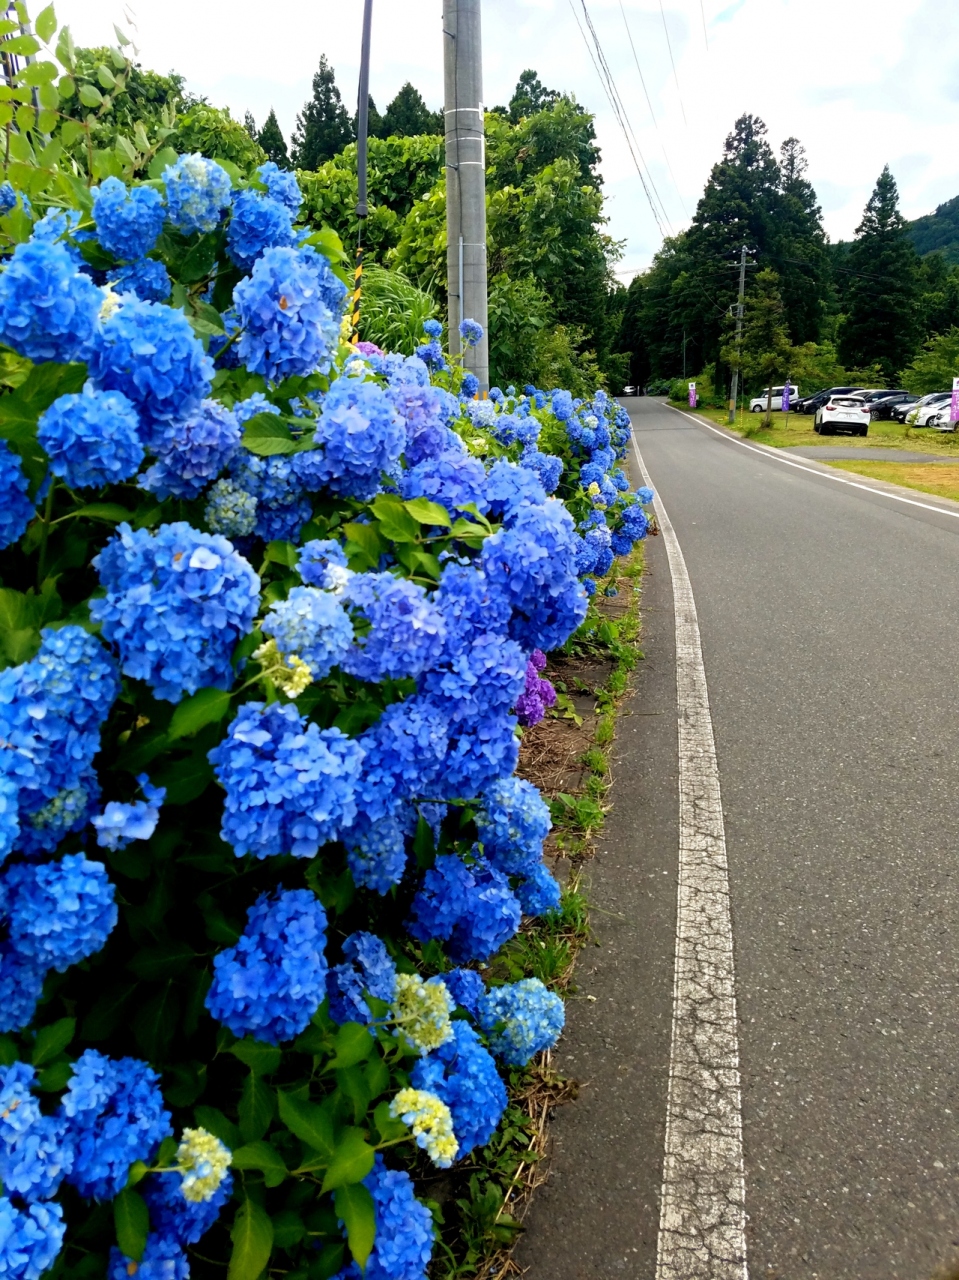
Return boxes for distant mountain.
[906,194,959,264]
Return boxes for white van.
[749,385,798,412]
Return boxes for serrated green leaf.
[77,81,102,108]
[148,146,177,180]
[35,5,57,43]
[371,494,419,542]
[242,412,298,456]
[228,1197,273,1280]
[334,1183,376,1268]
[277,1090,335,1161]
[231,1141,288,1188]
[328,1023,374,1070]
[31,1017,75,1066]
[321,1128,375,1193]
[194,1106,241,1152]
[114,1188,149,1264]
[239,1071,275,1143]
[229,1039,281,1075]
[404,497,451,528]
[168,687,231,740]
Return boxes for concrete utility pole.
[443,0,489,391]
[728,243,748,424]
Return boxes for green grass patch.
[824,459,959,503]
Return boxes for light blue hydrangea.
[91,521,260,703]
[297,375,405,500]
[0,1197,65,1279]
[442,967,485,1017]
[204,478,258,538]
[459,318,483,347]
[0,440,34,550]
[162,153,232,235]
[261,586,354,680]
[62,1050,172,1200]
[412,1021,506,1154]
[432,705,520,802]
[422,318,442,339]
[140,400,241,500]
[520,447,563,494]
[408,854,521,963]
[0,949,46,1033]
[389,382,454,466]
[516,860,562,915]
[256,162,302,216]
[206,888,329,1044]
[297,538,351,592]
[90,298,214,443]
[476,978,565,1066]
[460,372,479,399]
[92,775,165,851]
[334,1156,434,1280]
[420,633,526,722]
[108,257,172,303]
[227,189,294,270]
[399,450,489,520]
[91,177,165,261]
[344,811,408,894]
[432,562,511,661]
[342,573,445,683]
[0,1063,73,1201]
[0,239,100,363]
[107,1234,189,1280]
[356,698,448,823]
[229,449,311,543]
[234,245,341,382]
[550,389,574,422]
[483,459,546,523]
[143,1168,234,1246]
[475,776,551,876]
[37,384,144,490]
[209,701,364,859]
[2,853,117,973]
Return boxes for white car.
[907,393,953,426]
[749,385,798,412]
[814,395,871,436]
[930,406,958,432]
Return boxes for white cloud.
[53,0,959,275]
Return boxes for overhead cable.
[657,0,688,126]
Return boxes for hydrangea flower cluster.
[407,854,521,963]
[161,153,232,234]
[261,585,354,681]
[234,245,343,382]
[342,573,445,683]
[389,1089,458,1168]
[1,853,117,974]
[109,256,172,303]
[91,176,165,262]
[92,775,165,851]
[411,1021,506,1155]
[476,978,565,1066]
[336,1156,434,1280]
[227,189,295,270]
[300,374,405,500]
[515,648,557,727]
[328,931,397,1025]
[256,162,302,216]
[37,384,143,490]
[140,399,241,499]
[206,888,329,1044]
[391,973,453,1055]
[0,440,34,549]
[0,239,100,363]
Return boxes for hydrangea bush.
[0,9,652,1279]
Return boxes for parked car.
[868,392,919,420]
[930,406,958,431]
[748,385,800,412]
[908,393,953,426]
[849,388,908,408]
[890,394,930,423]
[796,386,864,415]
[814,395,872,435]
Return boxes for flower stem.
[36,477,56,588]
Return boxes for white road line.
[632,437,748,1280]
[667,403,959,521]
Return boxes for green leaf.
[114,133,137,165]
[242,412,298,456]
[81,983,137,1041]
[449,518,489,539]
[334,1183,376,1269]
[262,539,298,568]
[228,1197,274,1280]
[404,497,451,528]
[77,81,102,108]
[36,1059,73,1092]
[179,232,218,285]
[231,1141,288,1188]
[321,1128,375,1193]
[71,503,133,523]
[96,63,116,89]
[132,982,180,1063]
[238,1071,275,1143]
[329,1023,374,1070]
[229,1039,281,1075]
[54,24,75,69]
[342,521,385,569]
[270,1209,306,1249]
[127,942,196,981]
[0,1036,18,1067]
[371,494,419,542]
[114,1188,149,1264]
[168,687,232,740]
[277,1090,335,1161]
[373,1099,407,1144]
[31,1017,75,1066]
[35,5,57,43]
[335,1065,371,1125]
[194,1106,241,1152]
[148,146,178,180]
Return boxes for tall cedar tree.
[257,109,290,168]
[774,138,828,344]
[726,267,793,423]
[381,83,442,137]
[292,55,353,169]
[243,110,257,141]
[509,70,560,123]
[352,95,384,141]
[839,166,920,382]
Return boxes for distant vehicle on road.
[622,385,637,396]
[748,385,800,412]
[907,393,953,426]
[814,395,872,435]
[795,386,864,415]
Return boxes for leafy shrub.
[358,266,438,355]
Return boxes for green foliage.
[723,268,793,420]
[257,108,290,168]
[506,69,561,125]
[901,326,959,395]
[291,54,353,169]
[357,266,439,355]
[172,101,266,173]
[907,192,959,266]
[487,274,552,388]
[380,83,442,139]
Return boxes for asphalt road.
[518,397,959,1280]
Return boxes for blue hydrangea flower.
[297,375,404,500]
[483,459,546,523]
[256,162,302,216]
[433,706,520,802]
[333,1156,433,1280]
[0,1197,65,1279]
[140,400,241,500]
[206,888,329,1044]
[108,257,172,303]
[90,298,214,443]
[412,1021,506,1154]
[30,209,86,267]
[92,775,165,851]
[0,949,46,1033]
[432,562,511,661]
[422,318,442,339]
[636,486,655,505]
[210,702,364,858]
[408,854,521,962]
[0,1063,73,1201]
[328,931,397,1024]
[0,441,34,550]
[2,853,117,973]
[342,574,445,683]
[62,1050,172,1200]
[228,429,311,543]
[475,777,551,875]
[550,389,574,422]
[414,338,445,370]
[143,1168,234,1246]
[205,479,258,538]
[476,978,565,1066]
[389,383,454,466]
[420,634,526,722]
[357,697,448,823]
[0,182,15,214]
[92,522,259,703]
[227,189,294,271]
[0,239,100,363]
[20,626,119,733]
[91,177,165,261]
[520,447,563,494]
[37,384,143,490]
[443,967,485,1017]
[344,811,408,894]
[298,539,350,592]
[460,372,479,399]
[234,245,341,382]
[108,1234,189,1280]
[399,450,489,520]
[458,318,483,347]
[261,586,353,680]
[516,860,562,915]
[162,153,232,235]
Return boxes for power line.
[657,0,687,126]
[699,0,709,51]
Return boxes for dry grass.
[825,459,959,502]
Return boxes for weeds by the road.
[825,459,959,503]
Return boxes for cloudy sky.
[55,0,959,279]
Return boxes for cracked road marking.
[632,438,748,1280]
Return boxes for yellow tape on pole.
[351,246,364,345]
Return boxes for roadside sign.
[688,381,696,408]
[782,381,791,413]
[952,376,959,423]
